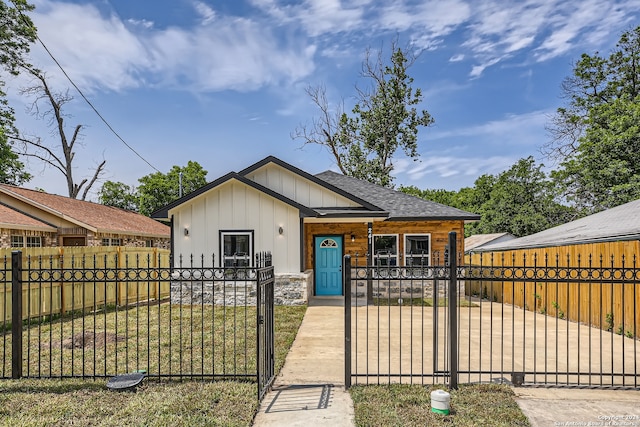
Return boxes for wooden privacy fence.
[465,245,640,338]
[0,247,171,324]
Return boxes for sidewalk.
[252,298,355,426]
[515,387,640,427]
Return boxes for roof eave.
[386,215,481,222]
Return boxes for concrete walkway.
[515,387,640,427]
[252,298,355,426]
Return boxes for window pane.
[406,235,429,254]
[374,235,397,255]
[224,234,249,256]
[26,236,42,248]
[11,235,24,248]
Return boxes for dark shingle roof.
[315,170,480,221]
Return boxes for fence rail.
[1,250,275,400]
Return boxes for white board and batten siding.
[171,179,300,273]
[245,163,361,208]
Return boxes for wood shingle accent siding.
[304,220,465,270]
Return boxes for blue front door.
[315,236,343,296]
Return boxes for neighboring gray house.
[465,233,516,253]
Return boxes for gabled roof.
[477,198,640,251]
[0,203,57,232]
[239,156,383,212]
[0,185,169,237]
[151,172,318,220]
[465,233,516,252]
[152,155,481,222]
[315,170,481,221]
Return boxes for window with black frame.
[221,231,253,267]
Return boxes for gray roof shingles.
[478,198,640,251]
[315,170,480,220]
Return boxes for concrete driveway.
[350,300,639,387]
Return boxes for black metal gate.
[257,265,275,400]
[345,232,640,390]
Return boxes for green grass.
[350,383,530,427]
[0,379,256,427]
[373,297,477,307]
[0,304,307,426]
[2,304,306,378]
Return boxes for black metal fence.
[345,232,640,390]
[1,250,275,400]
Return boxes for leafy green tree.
[403,158,575,237]
[547,26,640,212]
[294,41,433,187]
[474,157,574,237]
[98,181,138,211]
[0,0,36,185]
[398,186,457,206]
[137,161,208,216]
[0,128,30,185]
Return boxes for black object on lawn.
[106,371,146,391]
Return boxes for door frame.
[313,234,344,296]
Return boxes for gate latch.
[258,315,264,325]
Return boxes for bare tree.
[291,84,351,175]
[12,70,105,200]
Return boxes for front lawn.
[0,305,307,427]
[350,383,530,427]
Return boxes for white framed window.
[404,234,431,267]
[11,235,24,248]
[102,238,122,246]
[221,231,253,267]
[373,234,398,266]
[26,236,42,248]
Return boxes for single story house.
[0,184,170,249]
[152,156,480,299]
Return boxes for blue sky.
[6,0,640,199]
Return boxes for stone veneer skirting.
[170,272,312,306]
[351,274,466,301]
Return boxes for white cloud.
[430,110,551,148]
[250,0,367,37]
[393,155,516,184]
[26,0,640,94]
[30,2,150,92]
[29,1,317,93]
[127,18,154,29]
[192,1,216,25]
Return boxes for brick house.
[0,184,170,249]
